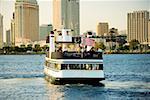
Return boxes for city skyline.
[0,0,149,42]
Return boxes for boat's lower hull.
[44,73,105,85]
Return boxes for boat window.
[46,63,103,70]
[55,64,61,70]
[60,64,103,70]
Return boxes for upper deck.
[47,29,103,60]
[46,51,103,59]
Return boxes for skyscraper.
[11,13,15,46]
[40,24,53,40]
[15,0,39,45]
[148,20,150,44]
[53,0,80,36]
[6,30,11,46]
[97,22,109,36]
[127,10,149,44]
[0,14,3,48]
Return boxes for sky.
[0,0,150,41]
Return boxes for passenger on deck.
[89,47,95,53]
[89,47,95,57]
[77,47,81,53]
[57,47,62,52]
[84,46,87,52]
[64,47,68,52]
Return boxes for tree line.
[0,39,150,54]
[0,44,49,54]
[95,39,150,53]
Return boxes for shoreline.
[1,52,150,55]
[0,52,45,55]
[104,51,150,54]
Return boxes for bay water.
[0,54,149,100]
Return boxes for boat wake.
[0,73,44,79]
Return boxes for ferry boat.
[44,29,105,84]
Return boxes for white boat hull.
[44,67,105,84]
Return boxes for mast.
[49,31,55,58]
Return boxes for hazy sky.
[0,0,149,37]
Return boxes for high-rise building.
[6,30,11,46]
[11,13,15,46]
[97,22,109,36]
[127,10,149,44]
[0,14,3,48]
[40,24,53,40]
[15,0,39,45]
[53,0,80,36]
[148,20,150,44]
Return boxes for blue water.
[0,54,149,100]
